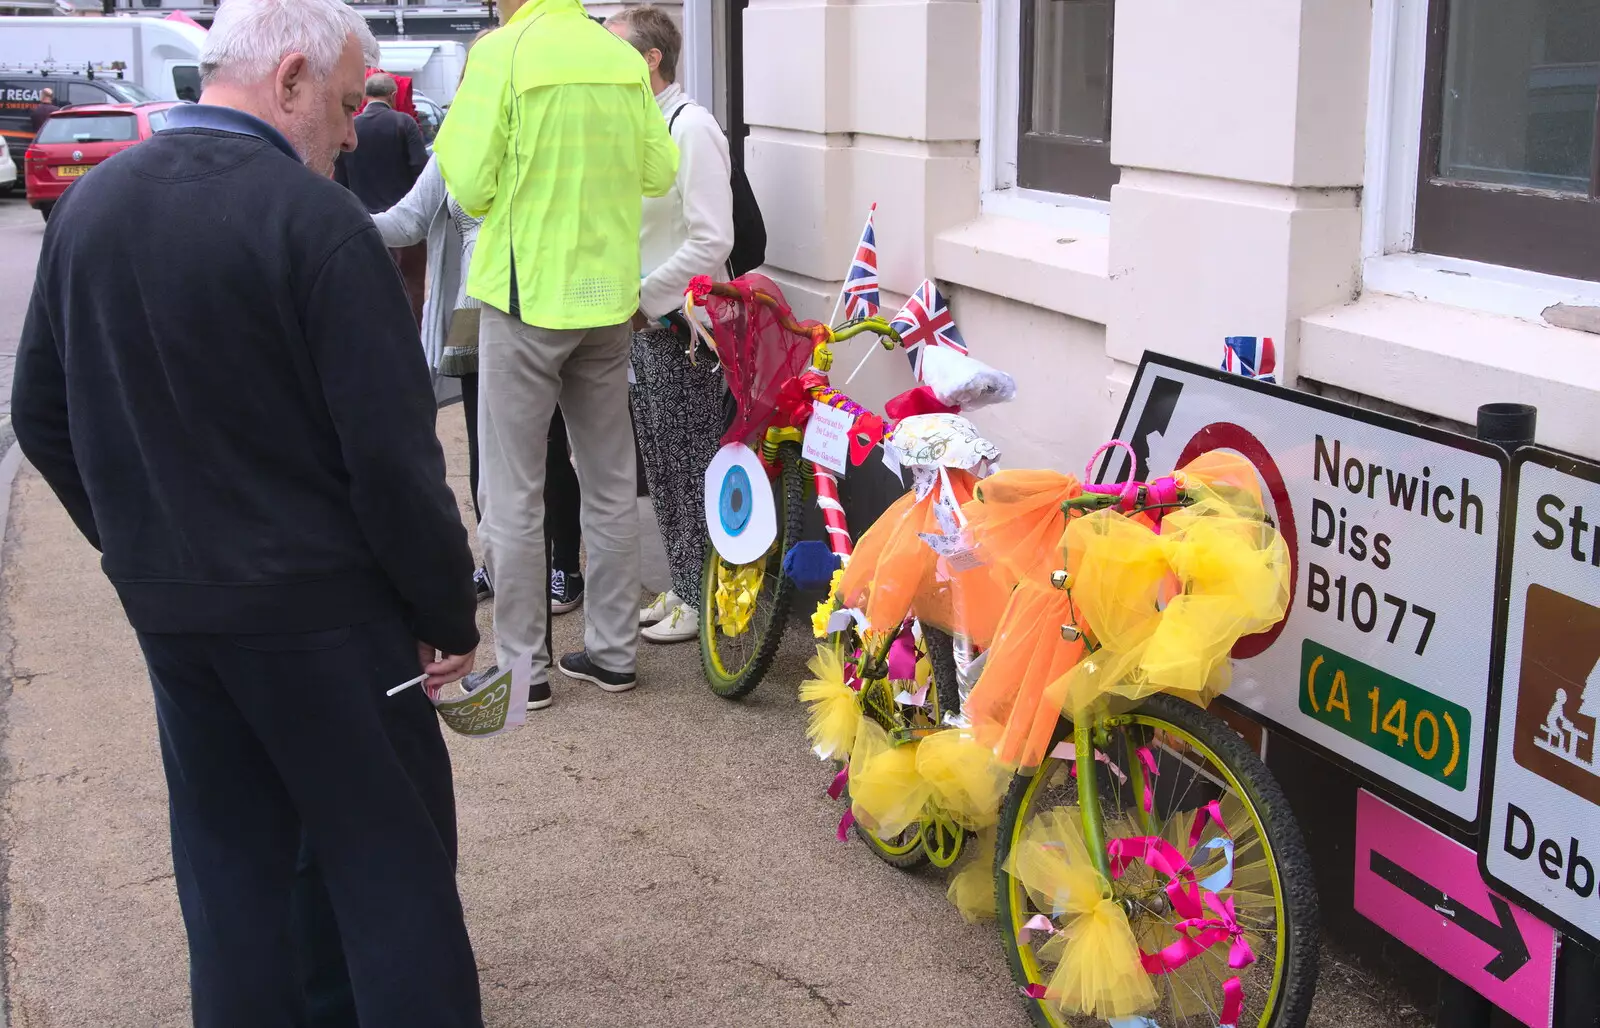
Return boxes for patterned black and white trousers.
[629,326,727,608]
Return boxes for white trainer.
[642,604,700,644]
[639,590,682,625]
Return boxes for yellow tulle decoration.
[848,717,932,839]
[1007,806,1157,1019]
[798,645,862,761]
[915,729,1010,830]
[1056,458,1290,718]
[947,828,997,923]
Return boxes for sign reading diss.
[1110,355,1506,823]
[1482,449,1600,947]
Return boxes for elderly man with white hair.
[10,0,484,1024]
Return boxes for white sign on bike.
[802,400,854,475]
[1109,354,1508,825]
[1481,448,1600,947]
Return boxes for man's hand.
[417,641,476,699]
[631,309,649,331]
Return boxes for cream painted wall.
[740,0,1600,465]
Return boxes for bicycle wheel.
[994,694,1318,1028]
[699,443,806,698]
[850,624,967,869]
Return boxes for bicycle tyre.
[698,443,806,699]
[921,624,961,724]
[994,693,1319,1028]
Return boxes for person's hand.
[416,642,475,699]
[631,309,649,331]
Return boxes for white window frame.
[978,0,1112,236]
[1362,0,1600,322]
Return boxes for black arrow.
[1370,850,1531,981]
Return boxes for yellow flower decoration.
[811,565,849,639]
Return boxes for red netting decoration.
[703,274,825,448]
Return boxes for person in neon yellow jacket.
[433,0,678,705]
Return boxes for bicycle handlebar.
[699,281,903,348]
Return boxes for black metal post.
[1432,405,1539,1028]
[1556,939,1600,1028]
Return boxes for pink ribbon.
[1188,799,1228,850]
[836,808,856,842]
[826,767,849,801]
[1018,913,1057,944]
[1136,745,1159,814]
[1022,984,1048,1000]
[886,625,917,682]
[1220,976,1245,1026]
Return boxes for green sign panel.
[1298,639,1471,791]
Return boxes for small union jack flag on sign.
[1221,336,1276,384]
[841,205,880,321]
[891,279,969,379]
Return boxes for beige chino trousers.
[477,306,640,678]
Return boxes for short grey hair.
[607,5,680,85]
[365,72,396,99]
[201,0,381,88]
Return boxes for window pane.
[1027,0,1112,144]
[36,114,138,143]
[66,82,112,106]
[172,66,201,103]
[1439,0,1599,194]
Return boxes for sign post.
[1481,447,1600,951]
[1110,355,1507,824]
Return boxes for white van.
[0,16,205,104]
[377,40,466,108]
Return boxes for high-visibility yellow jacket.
[433,0,678,329]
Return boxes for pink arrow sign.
[1354,790,1557,1028]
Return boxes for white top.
[639,82,735,319]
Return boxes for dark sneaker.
[474,566,493,603]
[557,651,636,694]
[551,569,584,614]
[465,664,552,711]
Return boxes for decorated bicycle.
[679,270,1013,702]
[802,436,1320,1027]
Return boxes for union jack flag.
[841,205,880,321]
[891,279,968,379]
[1221,336,1276,383]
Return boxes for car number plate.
[56,165,88,178]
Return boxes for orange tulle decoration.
[958,470,1085,769]
[833,470,1007,645]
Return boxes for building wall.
[740,0,1600,465]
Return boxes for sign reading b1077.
[1109,355,1507,824]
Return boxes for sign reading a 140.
[1109,355,1507,823]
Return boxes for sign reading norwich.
[1110,355,1507,824]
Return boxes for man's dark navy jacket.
[334,100,428,213]
[12,104,478,655]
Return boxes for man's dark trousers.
[137,614,483,1028]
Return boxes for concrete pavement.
[0,192,1429,1027]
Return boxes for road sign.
[1482,447,1600,947]
[1355,790,1556,1027]
[1109,355,1507,823]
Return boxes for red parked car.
[25,101,182,221]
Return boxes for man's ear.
[276,53,311,109]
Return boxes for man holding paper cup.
[12,0,484,1021]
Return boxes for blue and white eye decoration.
[703,443,778,565]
